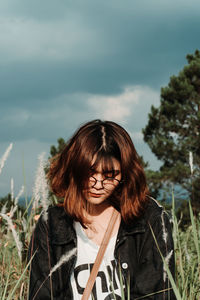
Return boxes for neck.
[86,204,119,229]
[83,205,121,245]
[87,200,112,217]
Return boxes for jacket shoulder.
[48,206,75,244]
[47,205,71,220]
[143,196,170,224]
[34,205,74,244]
[36,205,72,226]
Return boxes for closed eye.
[103,170,121,178]
[89,168,121,178]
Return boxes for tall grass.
[1,193,200,299]
[0,149,199,299]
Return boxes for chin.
[87,196,106,205]
[86,192,110,205]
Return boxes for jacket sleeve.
[134,210,176,300]
[28,214,57,300]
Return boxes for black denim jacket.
[28,198,176,300]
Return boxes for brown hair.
[47,120,149,224]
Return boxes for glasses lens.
[89,177,96,185]
[103,178,118,185]
[89,176,120,190]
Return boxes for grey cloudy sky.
[0,0,200,196]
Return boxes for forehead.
[91,156,121,171]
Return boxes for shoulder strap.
[81,209,120,300]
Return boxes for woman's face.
[85,158,122,206]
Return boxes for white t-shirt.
[71,222,122,300]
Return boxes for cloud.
[130,131,144,142]
[87,85,160,168]
[87,85,160,126]
[0,0,199,108]
[0,86,160,145]
[0,16,103,64]
[87,87,136,123]
[0,0,199,74]
[0,93,91,143]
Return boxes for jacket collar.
[117,215,146,239]
[50,206,147,245]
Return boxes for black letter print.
[74,264,89,294]
[106,260,118,291]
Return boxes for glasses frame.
[89,176,123,189]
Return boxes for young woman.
[28,120,175,300]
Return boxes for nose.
[93,174,104,190]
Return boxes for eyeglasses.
[89,176,122,189]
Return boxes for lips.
[89,192,104,198]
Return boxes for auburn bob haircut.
[47,119,149,224]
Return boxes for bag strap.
[81,209,120,300]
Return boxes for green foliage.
[145,169,163,199]
[50,137,66,157]
[0,209,31,299]
[176,200,190,228]
[143,50,200,213]
[1,195,200,299]
[138,155,149,169]
[0,194,25,217]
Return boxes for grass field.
[0,193,200,299]
[0,147,199,299]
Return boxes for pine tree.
[50,138,66,157]
[143,50,200,213]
